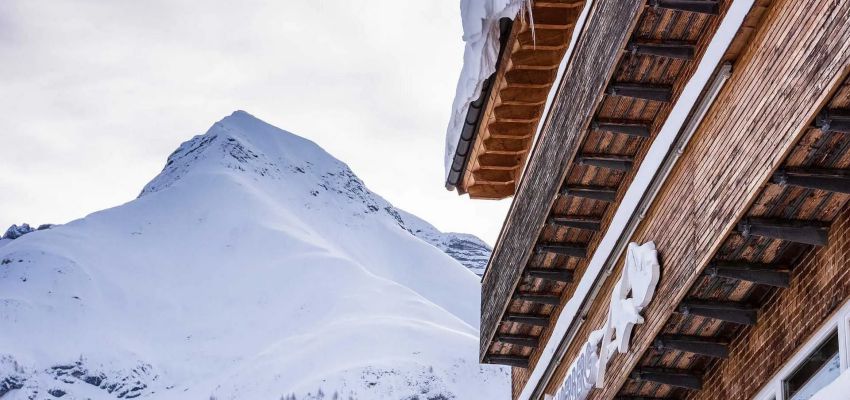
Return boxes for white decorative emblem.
[591,241,660,388]
[550,242,660,400]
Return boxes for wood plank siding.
[511,0,739,391]
[537,0,850,399]
[480,0,736,390]
[481,0,647,362]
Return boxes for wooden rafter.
[592,120,652,137]
[548,215,603,231]
[737,218,830,246]
[628,40,696,60]
[515,292,562,306]
[577,154,634,171]
[815,109,850,133]
[535,1,584,9]
[526,267,574,282]
[606,83,674,102]
[485,355,530,368]
[704,261,791,288]
[678,300,758,326]
[614,397,671,400]
[561,185,619,202]
[654,335,730,358]
[535,243,588,258]
[495,334,540,348]
[647,0,720,15]
[630,368,703,390]
[771,168,850,194]
[504,313,550,327]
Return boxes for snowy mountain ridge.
[138,112,491,275]
[0,111,506,399]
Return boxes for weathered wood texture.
[539,0,850,398]
[686,206,850,400]
[460,0,586,199]
[507,3,730,395]
[618,64,850,399]
[480,0,646,360]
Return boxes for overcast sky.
[0,0,511,244]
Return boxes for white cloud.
[0,0,510,244]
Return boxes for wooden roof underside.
[481,0,732,367]
[452,0,586,200]
[613,71,850,400]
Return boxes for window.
[784,331,840,400]
[752,300,850,400]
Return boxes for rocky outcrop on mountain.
[2,223,53,240]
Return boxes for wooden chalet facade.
[445,0,850,399]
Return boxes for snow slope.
[0,111,506,399]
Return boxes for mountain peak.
[139,110,325,197]
[138,111,492,274]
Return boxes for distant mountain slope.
[0,111,505,399]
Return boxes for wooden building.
[445,0,850,399]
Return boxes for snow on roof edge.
[443,0,530,184]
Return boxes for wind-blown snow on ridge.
[0,110,505,399]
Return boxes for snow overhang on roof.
[444,0,587,200]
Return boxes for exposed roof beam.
[628,41,696,60]
[648,0,720,14]
[548,215,602,231]
[510,82,554,90]
[485,355,530,368]
[630,368,703,390]
[654,335,729,358]
[494,334,539,348]
[592,120,652,137]
[577,154,634,171]
[561,185,619,202]
[526,267,574,283]
[528,22,577,31]
[678,300,758,325]
[815,109,850,133]
[500,99,548,106]
[737,218,830,246]
[535,1,584,8]
[504,313,550,327]
[515,292,562,306]
[535,243,589,258]
[614,397,672,400]
[772,168,850,194]
[704,261,791,288]
[489,132,535,140]
[606,83,673,102]
[614,397,671,400]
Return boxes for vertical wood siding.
[537,0,850,398]
[480,0,645,361]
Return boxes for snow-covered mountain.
[0,111,505,399]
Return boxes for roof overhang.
[478,0,756,379]
[446,1,587,199]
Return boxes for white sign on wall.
[548,242,661,400]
